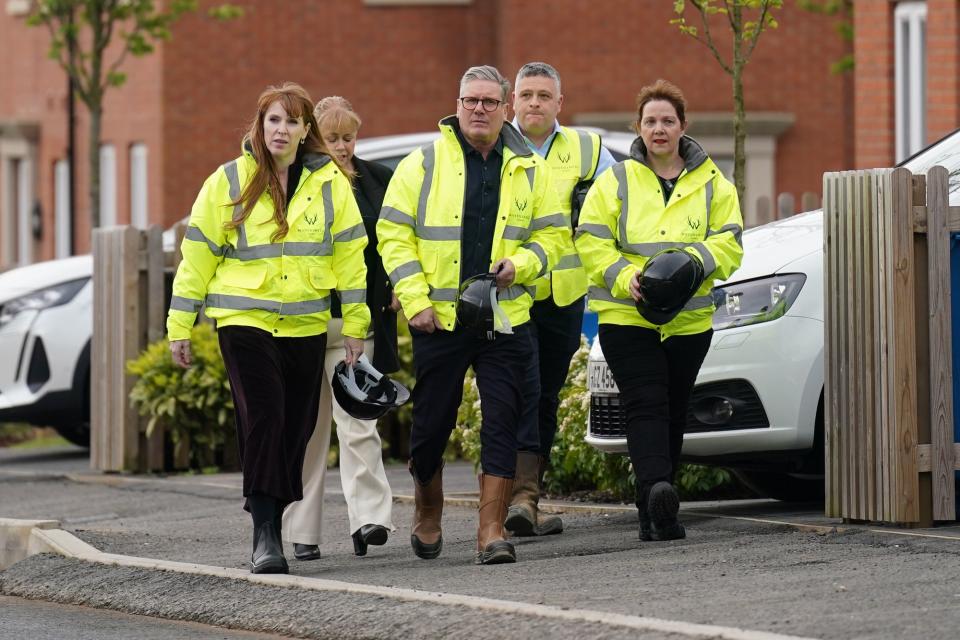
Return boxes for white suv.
[586,128,960,501]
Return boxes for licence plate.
[588,360,620,393]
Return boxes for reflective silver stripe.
[531,213,566,231]
[380,206,415,227]
[575,223,614,240]
[334,223,366,243]
[206,294,280,314]
[690,243,716,275]
[525,166,536,190]
[322,181,335,252]
[338,289,366,304]
[502,225,530,241]
[523,241,548,277]
[613,163,629,247]
[577,130,594,180]
[707,223,744,246]
[705,178,714,230]
[588,285,633,306]
[184,226,226,256]
[283,242,332,257]
[555,254,582,270]
[428,287,458,302]
[500,284,534,301]
[604,257,633,290]
[417,144,436,228]
[388,260,423,286]
[281,297,332,315]
[170,295,203,312]
[683,294,714,312]
[619,241,688,257]
[222,160,247,249]
[224,244,283,260]
[418,226,461,241]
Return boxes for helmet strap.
[490,287,513,336]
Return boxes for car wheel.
[54,422,90,448]
[732,469,824,503]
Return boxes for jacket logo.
[515,198,528,213]
[686,216,701,231]
[558,151,571,164]
[304,212,319,225]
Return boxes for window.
[129,144,148,229]
[99,144,116,227]
[895,1,927,162]
[54,159,71,258]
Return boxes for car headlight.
[0,278,89,328]
[711,273,806,331]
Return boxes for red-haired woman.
[166,82,370,574]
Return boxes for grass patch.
[11,434,71,449]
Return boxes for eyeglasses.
[459,96,503,112]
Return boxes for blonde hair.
[314,96,362,136]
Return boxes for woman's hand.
[170,339,192,369]
[343,336,364,366]
[628,269,643,302]
[388,292,402,312]
[409,307,444,333]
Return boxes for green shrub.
[126,323,234,470]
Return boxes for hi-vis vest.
[377,117,570,331]
[530,126,601,307]
[575,136,743,338]
[167,147,371,342]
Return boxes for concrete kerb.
[0,517,821,640]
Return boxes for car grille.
[589,379,769,439]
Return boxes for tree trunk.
[88,100,102,231]
[731,5,747,213]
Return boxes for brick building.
[1,0,866,267]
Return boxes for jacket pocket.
[220,266,267,290]
[419,249,439,274]
[309,266,338,290]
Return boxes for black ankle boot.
[293,543,322,561]
[352,524,389,556]
[646,481,685,541]
[251,521,288,574]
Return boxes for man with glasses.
[378,65,568,565]
[505,61,616,538]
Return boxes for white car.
[0,128,631,448]
[0,256,93,446]
[586,128,960,502]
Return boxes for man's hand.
[409,307,444,333]
[343,336,364,366]
[170,339,192,369]
[388,291,402,312]
[492,258,515,290]
[628,269,643,302]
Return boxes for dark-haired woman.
[167,82,370,574]
[575,79,742,542]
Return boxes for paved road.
[3,447,960,640]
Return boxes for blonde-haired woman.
[167,83,370,574]
[282,96,399,561]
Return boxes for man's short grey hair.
[515,61,562,94]
[459,65,511,102]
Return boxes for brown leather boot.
[409,460,443,559]
[476,473,516,565]
[504,452,563,537]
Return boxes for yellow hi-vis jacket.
[530,126,601,307]
[167,146,371,342]
[377,117,570,330]
[575,135,743,338]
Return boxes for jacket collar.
[438,115,533,159]
[628,134,709,173]
[241,137,332,173]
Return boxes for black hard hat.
[332,355,411,420]
[456,273,499,340]
[636,248,705,325]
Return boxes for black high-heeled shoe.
[351,524,389,556]
[293,543,322,561]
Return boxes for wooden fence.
[824,166,960,526]
[90,224,189,472]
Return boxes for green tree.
[27,1,241,231]
[671,0,783,207]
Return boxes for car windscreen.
[901,129,960,204]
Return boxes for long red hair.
[226,82,326,242]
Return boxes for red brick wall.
[927,0,960,142]
[853,0,895,169]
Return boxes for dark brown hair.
[632,79,688,134]
[226,82,326,242]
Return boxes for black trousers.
[218,326,326,504]
[409,323,533,483]
[598,324,712,488]
[516,296,584,457]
